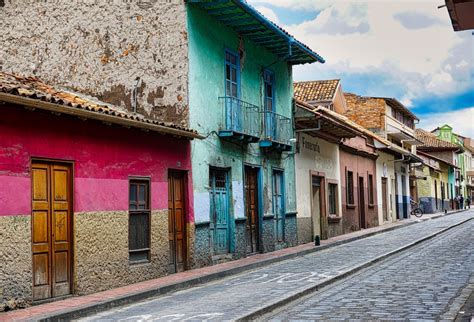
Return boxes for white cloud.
[254,6,280,24]
[418,107,474,138]
[249,0,473,103]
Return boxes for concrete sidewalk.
[0,210,467,322]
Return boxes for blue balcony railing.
[218,96,260,142]
[260,110,293,150]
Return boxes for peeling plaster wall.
[0,0,189,126]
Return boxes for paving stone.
[81,211,473,321]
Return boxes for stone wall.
[0,215,32,310]
[0,0,189,126]
[74,210,169,295]
[344,94,386,133]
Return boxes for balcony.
[218,97,260,143]
[260,110,293,151]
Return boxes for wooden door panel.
[245,167,259,254]
[32,162,72,300]
[168,172,187,273]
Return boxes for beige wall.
[376,151,396,224]
[295,134,341,243]
[0,1,189,126]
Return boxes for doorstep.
[0,209,465,322]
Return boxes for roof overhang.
[445,0,474,31]
[0,93,204,140]
[295,102,361,142]
[186,0,324,65]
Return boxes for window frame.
[327,180,339,217]
[128,176,151,264]
[368,173,375,206]
[346,168,355,207]
[224,49,240,99]
[263,69,275,112]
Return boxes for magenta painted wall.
[0,104,194,221]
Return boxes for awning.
[186,0,324,65]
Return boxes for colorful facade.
[186,2,323,265]
[0,73,199,305]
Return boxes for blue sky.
[248,0,474,137]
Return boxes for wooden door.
[168,171,187,273]
[244,167,259,254]
[358,176,366,229]
[311,175,327,240]
[32,161,72,301]
[210,169,230,255]
[382,178,388,222]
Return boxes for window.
[129,178,151,263]
[264,70,275,112]
[346,170,354,205]
[225,50,239,98]
[368,174,374,205]
[328,183,338,215]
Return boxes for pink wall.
[0,104,194,221]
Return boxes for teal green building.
[186,1,324,266]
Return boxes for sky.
[248,0,474,137]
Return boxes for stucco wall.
[339,138,379,232]
[295,134,341,243]
[187,6,297,259]
[0,104,193,305]
[0,0,189,125]
[375,151,396,224]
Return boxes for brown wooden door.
[382,178,388,222]
[168,171,187,273]
[244,167,260,254]
[358,176,366,229]
[32,161,72,301]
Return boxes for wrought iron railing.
[261,110,292,145]
[219,96,260,139]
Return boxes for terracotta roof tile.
[0,72,200,138]
[294,80,339,102]
[416,128,460,150]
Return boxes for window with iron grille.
[347,170,354,205]
[129,178,151,263]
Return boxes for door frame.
[243,163,264,253]
[168,169,189,272]
[272,167,286,243]
[30,157,75,300]
[381,177,388,222]
[209,166,232,255]
[309,170,326,240]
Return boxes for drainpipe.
[132,77,141,113]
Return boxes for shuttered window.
[328,183,338,215]
[368,174,374,205]
[129,178,151,263]
[347,170,354,205]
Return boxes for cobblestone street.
[80,210,473,321]
[267,216,474,320]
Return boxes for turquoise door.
[273,170,285,242]
[210,168,230,254]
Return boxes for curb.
[31,210,467,321]
[236,215,473,321]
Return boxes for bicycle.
[410,199,423,218]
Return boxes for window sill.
[368,204,375,208]
[328,215,341,224]
[129,259,151,266]
[346,204,356,209]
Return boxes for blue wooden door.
[273,170,285,242]
[225,50,241,132]
[210,169,230,254]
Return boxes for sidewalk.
[0,209,467,321]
